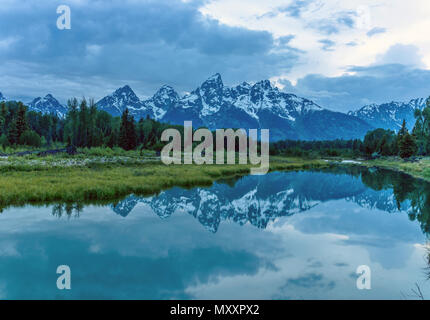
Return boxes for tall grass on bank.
[0,158,329,210]
[362,158,430,181]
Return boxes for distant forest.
[272,97,430,159]
[1,96,429,159]
[0,98,182,152]
[270,119,418,159]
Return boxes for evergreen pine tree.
[412,109,426,155]
[68,98,79,146]
[119,109,137,150]
[397,119,408,155]
[8,103,28,144]
[399,132,417,159]
[107,129,118,148]
[128,115,137,150]
[15,103,28,139]
[398,119,407,138]
[7,121,18,145]
[119,109,130,150]
[0,102,6,135]
[78,98,89,147]
[88,99,97,147]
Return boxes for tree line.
[356,97,430,159]
[271,97,430,159]
[270,121,417,159]
[0,98,182,152]
[1,95,429,159]
[270,139,363,158]
[0,101,60,149]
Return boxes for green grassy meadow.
[5,144,430,212]
[0,150,330,210]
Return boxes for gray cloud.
[319,39,336,51]
[307,19,339,35]
[281,64,430,112]
[260,2,356,36]
[279,0,315,18]
[281,273,336,290]
[278,35,295,46]
[367,27,387,37]
[375,44,424,68]
[306,10,357,35]
[346,41,358,47]
[336,11,356,28]
[0,0,299,102]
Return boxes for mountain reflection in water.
[60,167,430,235]
[3,166,429,300]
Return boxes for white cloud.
[0,36,19,50]
[86,44,102,56]
[200,0,430,82]
[375,44,425,68]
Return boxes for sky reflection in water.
[0,167,429,299]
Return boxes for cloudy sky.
[0,0,429,112]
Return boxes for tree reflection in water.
[52,202,84,218]
[47,166,430,236]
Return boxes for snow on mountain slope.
[13,74,429,140]
[96,85,151,118]
[141,85,179,120]
[348,98,427,131]
[110,171,383,233]
[27,94,68,118]
[97,74,372,141]
[20,73,375,140]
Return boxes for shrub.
[0,134,10,150]
[19,130,42,147]
[399,132,417,159]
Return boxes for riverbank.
[0,155,330,210]
[5,147,430,211]
[361,157,430,181]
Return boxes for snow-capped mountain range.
[96,74,373,140]
[1,73,428,139]
[96,85,145,117]
[27,94,69,118]
[348,98,427,131]
[109,170,413,233]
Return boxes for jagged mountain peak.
[153,85,179,100]
[91,74,373,140]
[200,73,224,93]
[349,98,426,131]
[237,81,251,89]
[113,85,139,100]
[43,94,59,103]
[161,74,371,140]
[204,73,223,84]
[142,85,180,120]
[27,93,67,118]
[110,170,408,233]
[249,80,279,105]
[29,93,59,104]
[252,79,273,91]
[409,97,427,108]
[96,84,144,117]
[232,82,252,96]
[105,85,141,106]
[0,92,6,101]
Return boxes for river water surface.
[1,167,430,299]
